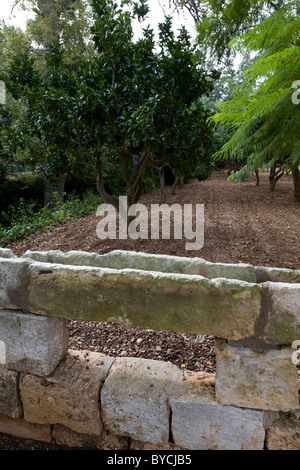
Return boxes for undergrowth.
[0,191,102,246]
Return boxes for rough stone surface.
[263,282,300,344]
[0,365,22,418]
[215,340,299,411]
[171,397,265,450]
[170,370,265,450]
[255,266,300,284]
[52,424,102,449]
[266,412,300,450]
[22,249,257,282]
[0,310,69,376]
[101,357,183,445]
[0,248,17,259]
[20,350,115,436]
[0,413,51,443]
[25,260,261,340]
[0,258,30,310]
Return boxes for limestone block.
[255,266,300,284]
[0,258,30,310]
[171,396,265,450]
[0,413,51,443]
[170,370,265,450]
[101,357,183,445]
[202,261,256,283]
[215,340,299,411]
[0,310,68,376]
[0,248,17,259]
[22,249,257,282]
[26,260,262,339]
[20,350,115,436]
[266,411,300,450]
[263,282,300,344]
[0,365,22,418]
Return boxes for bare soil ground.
[1,170,300,450]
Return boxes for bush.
[0,191,102,246]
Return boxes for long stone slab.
[21,260,261,339]
[0,310,68,376]
[21,249,257,282]
[0,413,52,443]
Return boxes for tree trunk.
[292,166,300,203]
[255,168,259,186]
[158,164,168,204]
[171,167,179,195]
[269,164,284,191]
[44,175,66,208]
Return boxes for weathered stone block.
[0,258,30,310]
[101,357,183,445]
[263,282,300,344]
[22,249,257,282]
[0,248,17,259]
[0,365,22,418]
[171,397,265,450]
[25,260,261,339]
[0,413,51,443]
[170,370,265,450]
[255,266,300,284]
[215,340,299,411]
[20,350,115,436]
[266,411,300,450]
[0,310,68,376]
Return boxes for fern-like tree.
[210,1,300,202]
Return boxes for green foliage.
[0,169,44,226]
[2,0,215,210]
[0,191,102,246]
[210,1,300,180]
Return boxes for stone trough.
[0,248,299,450]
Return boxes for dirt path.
[8,170,300,269]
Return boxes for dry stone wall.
[0,247,299,450]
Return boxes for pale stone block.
[170,369,265,450]
[0,258,30,310]
[101,357,183,445]
[0,310,68,376]
[263,282,300,344]
[0,365,22,418]
[266,411,300,450]
[171,396,265,450]
[22,249,257,281]
[26,260,261,339]
[255,266,300,284]
[0,413,51,442]
[0,248,17,259]
[20,350,115,436]
[215,340,299,411]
